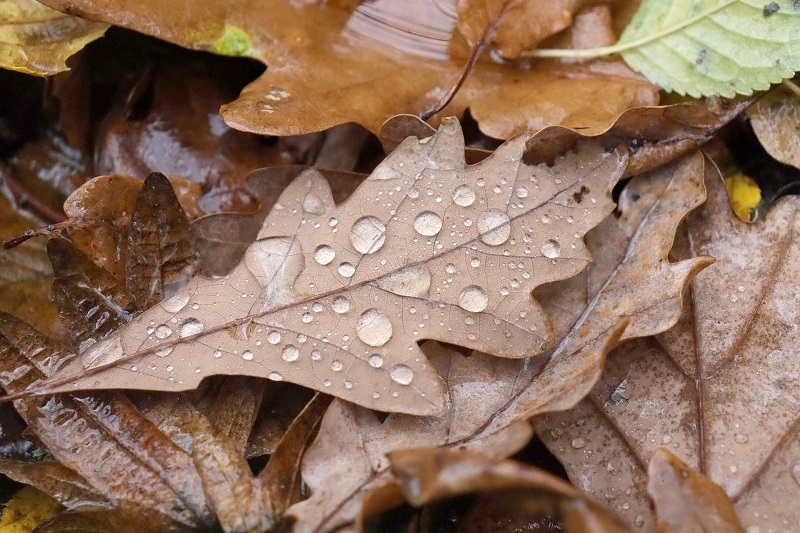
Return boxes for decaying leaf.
[36,0,657,137]
[747,80,800,170]
[537,166,800,530]
[286,151,711,531]
[0,485,60,533]
[0,0,107,76]
[14,119,626,415]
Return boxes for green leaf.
[617,0,800,98]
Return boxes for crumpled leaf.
[37,0,658,138]
[648,449,745,533]
[287,150,711,532]
[747,80,800,171]
[17,118,626,415]
[536,166,800,530]
[0,0,107,76]
[617,0,800,98]
[388,447,630,532]
[0,460,107,510]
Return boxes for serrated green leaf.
[618,0,800,98]
[0,0,108,76]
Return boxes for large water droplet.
[162,292,190,313]
[453,185,475,207]
[282,345,300,362]
[338,262,355,278]
[179,318,204,337]
[314,245,336,265]
[357,309,393,347]
[332,296,351,314]
[377,264,431,297]
[368,354,384,368]
[413,211,443,236]
[155,324,173,339]
[268,371,284,381]
[350,216,386,254]
[458,285,489,313]
[267,331,281,344]
[242,350,254,360]
[541,239,561,258]
[477,210,511,246]
[302,192,326,215]
[389,364,414,385]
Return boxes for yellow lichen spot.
[724,172,761,222]
[0,486,61,533]
[211,25,252,57]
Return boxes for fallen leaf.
[536,165,800,530]
[388,447,630,532]
[0,460,107,510]
[0,485,60,533]
[648,449,745,533]
[0,0,107,76]
[37,0,658,137]
[18,118,626,415]
[288,149,710,532]
[747,80,800,171]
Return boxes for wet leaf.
[18,119,627,415]
[537,166,800,530]
[617,0,800,98]
[648,449,745,533]
[0,460,107,510]
[747,80,800,170]
[0,0,107,76]
[0,485,60,533]
[37,0,658,138]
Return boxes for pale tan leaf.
[537,163,800,531]
[747,81,800,170]
[18,118,626,416]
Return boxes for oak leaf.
[36,0,657,138]
[537,165,800,531]
[13,118,626,415]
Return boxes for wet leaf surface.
[537,165,800,530]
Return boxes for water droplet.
[213,349,223,358]
[302,312,314,323]
[458,285,488,313]
[453,184,475,206]
[350,216,386,254]
[372,391,380,399]
[737,285,745,292]
[477,209,511,246]
[408,187,419,199]
[267,331,281,344]
[179,318,204,337]
[516,186,529,198]
[328,297,349,315]
[331,360,343,372]
[662,435,672,444]
[155,346,173,357]
[470,257,480,268]
[357,309,393,347]
[268,372,284,381]
[242,350,254,361]
[540,214,551,224]
[162,292,190,313]
[541,239,561,258]
[314,245,336,265]
[634,516,644,528]
[413,211,443,236]
[368,354,385,368]
[311,350,322,361]
[146,326,155,335]
[154,324,172,339]
[329,217,338,227]
[338,262,355,277]
[302,192,326,215]
[445,263,456,274]
[729,465,738,473]
[166,365,174,372]
[377,264,431,297]
[389,364,414,385]
[570,437,587,449]
[282,345,300,362]
[730,294,738,303]
[735,433,748,443]
[791,464,800,486]
[345,381,353,389]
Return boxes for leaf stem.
[518,0,736,59]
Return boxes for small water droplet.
[357,309,393,347]
[179,318,204,337]
[413,211,443,236]
[492,185,501,194]
[282,345,300,362]
[162,292,190,313]
[329,217,338,227]
[302,192,326,215]
[345,381,353,389]
[389,364,414,385]
[331,296,350,314]
[338,262,355,277]
[730,294,738,303]
[477,209,511,246]
[408,187,420,199]
[166,365,174,372]
[735,433,748,443]
[314,245,336,265]
[154,324,172,339]
[470,257,480,268]
[622,503,630,510]
[662,435,672,444]
[213,349,223,358]
[302,312,314,323]
[516,186,528,198]
[499,286,510,296]
[311,350,322,361]
[377,264,431,297]
[268,371,284,381]
[146,326,155,335]
[155,346,173,357]
[445,263,456,274]
[570,437,587,449]
[634,516,644,528]
[267,331,281,344]
[368,354,384,368]
[541,239,561,258]
[453,184,476,206]
[540,214,551,224]
[242,350,254,361]
[737,285,745,292]
[322,379,332,387]
[729,465,738,473]
[331,360,343,372]
[372,391,380,399]
[350,216,386,254]
[458,285,489,313]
